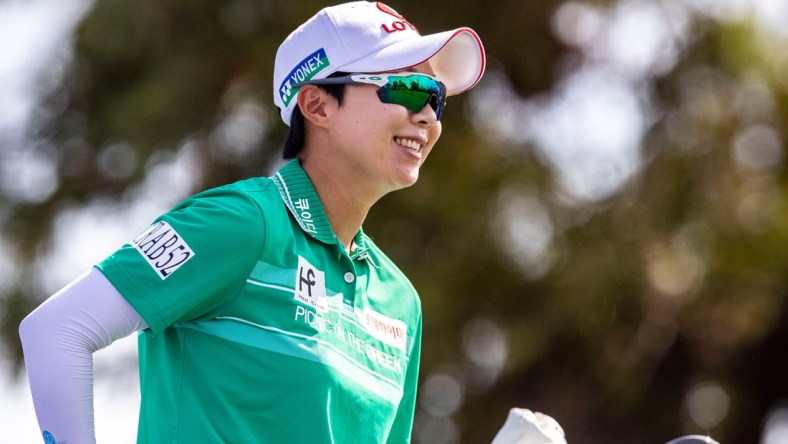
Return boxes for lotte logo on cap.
[377,2,419,34]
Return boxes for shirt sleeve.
[96,187,266,334]
[386,311,422,444]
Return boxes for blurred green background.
[3,0,788,443]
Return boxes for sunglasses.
[293,73,447,120]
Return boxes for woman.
[21,2,563,443]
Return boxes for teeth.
[395,138,423,152]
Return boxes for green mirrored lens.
[377,76,446,119]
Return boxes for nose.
[412,102,439,127]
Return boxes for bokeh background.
[2,0,788,442]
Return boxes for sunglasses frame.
[292,73,447,120]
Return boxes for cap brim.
[339,27,486,96]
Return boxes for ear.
[297,85,334,129]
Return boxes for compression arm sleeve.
[19,267,148,444]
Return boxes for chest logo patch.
[362,307,408,351]
[132,221,195,280]
[295,256,328,312]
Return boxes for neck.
[298,156,380,252]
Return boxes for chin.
[387,173,419,193]
[400,170,421,188]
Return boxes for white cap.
[273,1,486,125]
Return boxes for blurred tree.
[3,1,788,443]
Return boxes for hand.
[491,408,567,444]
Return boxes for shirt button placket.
[341,255,357,308]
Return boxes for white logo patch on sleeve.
[132,221,195,280]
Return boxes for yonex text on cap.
[273,1,486,125]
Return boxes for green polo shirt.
[97,159,422,443]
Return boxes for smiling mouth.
[394,137,424,153]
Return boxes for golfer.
[20,1,487,443]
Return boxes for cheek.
[342,100,400,136]
[420,124,442,161]
[429,122,443,145]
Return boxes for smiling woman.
[12,0,788,442]
[17,2,487,444]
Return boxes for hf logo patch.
[295,256,328,312]
[132,221,195,279]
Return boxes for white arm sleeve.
[19,267,148,444]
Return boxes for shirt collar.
[349,230,370,261]
[272,159,334,244]
[272,159,370,261]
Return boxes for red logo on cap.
[377,2,419,34]
[377,2,405,19]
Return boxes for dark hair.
[283,72,349,159]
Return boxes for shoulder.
[188,175,278,203]
[171,176,283,219]
[150,176,288,256]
